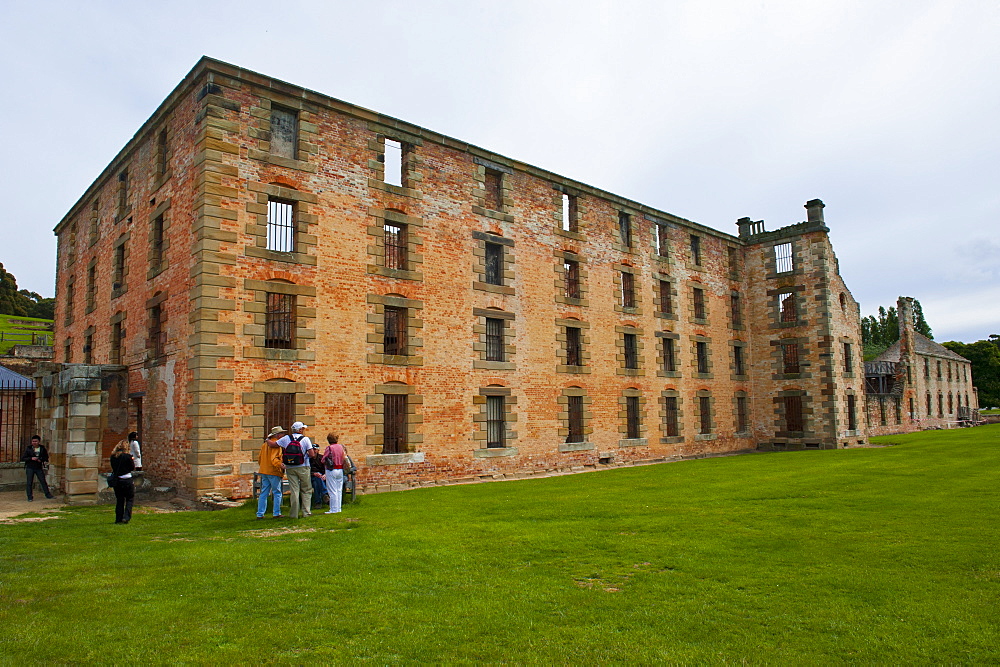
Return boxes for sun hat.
[268,426,286,437]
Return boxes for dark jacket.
[21,444,49,470]
[110,452,136,478]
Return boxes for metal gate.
[0,367,36,463]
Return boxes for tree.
[0,263,53,319]
[942,340,1000,408]
[913,300,933,339]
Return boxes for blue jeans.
[311,473,326,506]
[257,474,283,517]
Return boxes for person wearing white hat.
[274,421,313,518]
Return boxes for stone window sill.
[558,441,594,452]
[366,452,425,466]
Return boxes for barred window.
[265,293,295,349]
[383,306,407,356]
[730,292,742,327]
[619,211,632,248]
[626,395,640,439]
[264,392,295,439]
[699,396,712,434]
[267,199,295,252]
[658,280,673,315]
[782,343,800,374]
[148,303,165,358]
[624,333,638,369]
[484,242,503,285]
[564,260,580,299]
[734,345,746,376]
[621,271,635,308]
[693,287,706,320]
[486,395,506,448]
[485,318,505,362]
[784,395,803,432]
[385,221,407,270]
[843,342,853,372]
[696,341,709,374]
[484,169,503,211]
[384,394,407,454]
[83,330,93,365]
[663,396,679,437]
[779,293,797,322]
[690,234,702,265]
[774,242,793,273]
[86,265,97,311]
[926,393,932,417]
[567,395,584,443]
[848,394,857,431]
[924,358,930,378]
[566,327,582,367]
[736,396,748,433]
[662,337,677,373]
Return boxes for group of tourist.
[21,423,352,524]
[257,421,351,519]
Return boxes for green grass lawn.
[0,313,52,354]
[3,426,999,662]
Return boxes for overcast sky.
[2,0,997,342]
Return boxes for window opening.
[112,243,126,290]
[779,293,796,322]
[848,394,858,430]
[383,306,407,356]
[734,345,745,376]
[564,260,580,299]
[383,394,407,454]
[696,341,709,374]
[624,333,638,369]
[266,199,295,252]
[567,395,584,443]
[110,321,122,365]
[731,292,742,327]
[151,214,164,270]
[663,396,679,437]
[784,395,803,432]
[265,293,295,349]
[156,128,168,176]
[486,395,506,448]
[148,304,165,358]
[484,242,503,285]
[843,342,853,372]
[699,396,712,434]
[270,106,298,159]
[619,211,632,248]
[485,318,505,362]
[621,271,635,308]
[626,395,640,439]
[658,280,673,315]
[264,392,295,439]
[693,287,706,320]
[561,193,578,232]
[656,224,669,257]
[484,169,503,211]
[774,242,793,273]
[565,327,582,367]
[383,138,403,187]
[782,342,800,374]
[736,396,748,433]
[690,234,702,265]
[384,221,407,270]
[662,337,677,373]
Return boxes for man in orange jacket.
[257,426,285,518]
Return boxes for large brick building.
[48,57,872,501]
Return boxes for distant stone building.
[865,297,979,435]
[45,57,868,502]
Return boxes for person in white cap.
[274,421,313,518]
